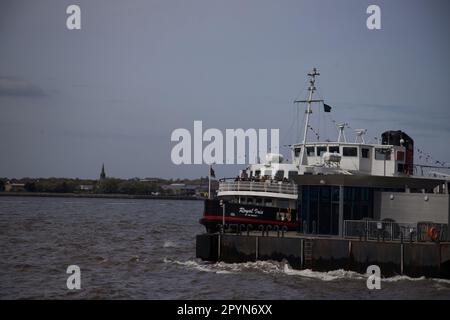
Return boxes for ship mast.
[294,67,323,166]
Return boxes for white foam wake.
[163,258,225,273]
[163,258,450,284]
[383,275,426,282]
[282,264,364,281]
[163,259,362,280]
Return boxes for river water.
[0,196,449,299]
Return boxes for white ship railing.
[218,180,297,195]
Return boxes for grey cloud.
[0,77,46,97]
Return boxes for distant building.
[79,185,94,192]
[140,178,160,183]
[4,181,26,192]
[195,185,212,198]
[161,183,215,197]
[162,183,197,196]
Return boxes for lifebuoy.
[427,227,439,241]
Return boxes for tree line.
[0,177,215,195]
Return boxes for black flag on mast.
[323,103,332,112]
[209,166,215,178]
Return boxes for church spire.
[100,163,106,180]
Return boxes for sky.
[0,0,449,179]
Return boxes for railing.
[344,220,449,242]
[218,180,298,195]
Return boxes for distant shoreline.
[0,192,203,201]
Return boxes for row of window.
[303,146,361,158]
[234,197,292,208]
[250,170,298,179]
[296,146,395,160]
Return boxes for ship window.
[264,198,273,206]
[329,146,339,153]
[288,171,297,180]
[254,170,261,177]
[255,198,262,204]
[375,148,391,160]
[264,170,272,176]
[275,170,284,180]
[278,199,289,208]
[362,148,370,158]
[294,147,301,157]
[343,147,358,157]
[306,147,315,156]
[317,146,327,156]
[247,198,253,204]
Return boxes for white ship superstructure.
[201,68,450,240]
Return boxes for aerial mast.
[294,67,322,166]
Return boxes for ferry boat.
[201,155,300,233]
[200,68,450,238]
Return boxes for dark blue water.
[0,196,449,299]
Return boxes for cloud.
[0,77,46,97]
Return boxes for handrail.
[343,219,449,242]
[218,180,298,195]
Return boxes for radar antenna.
[355,129,367,144]
[337,123,348,143]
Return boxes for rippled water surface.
[1,196,449,299]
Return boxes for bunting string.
[415,147,449,167]
[308,125,320,141]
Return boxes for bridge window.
[306,147,315,156]
[294,147,301,157]
[329,146,339,153]
[362,148,370,158]
[343,147,358,157]
[317,146,327,156]
[375,148,391,160]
